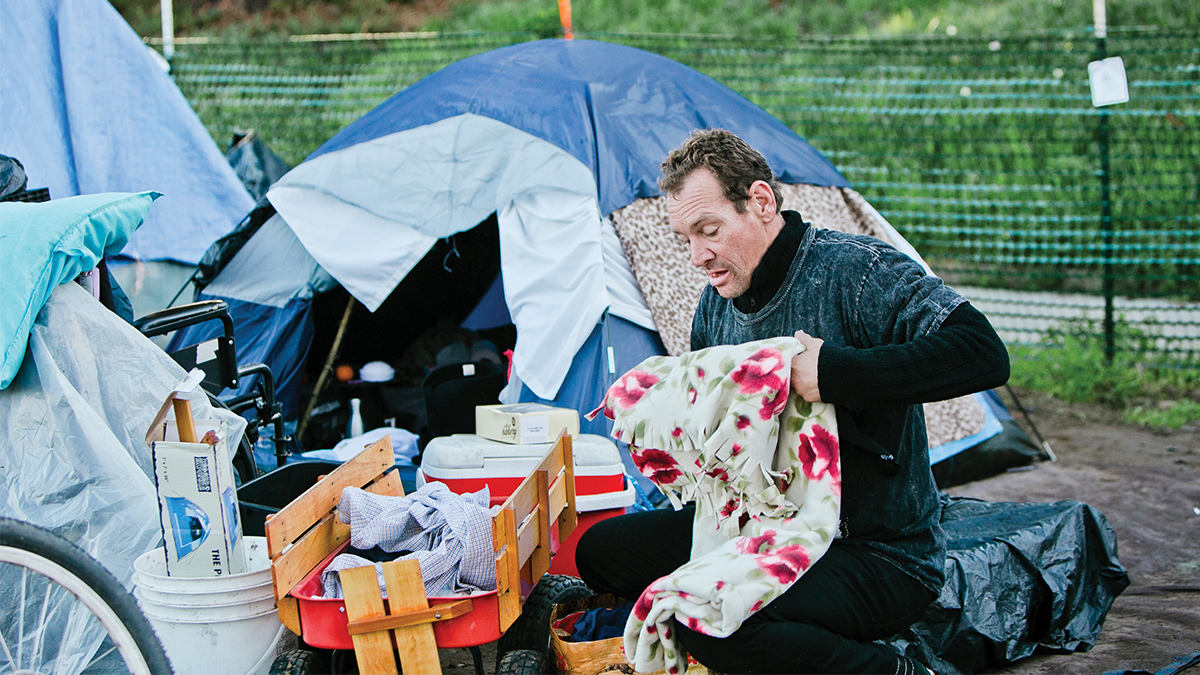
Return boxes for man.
[576,129,1010,674]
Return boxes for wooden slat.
[532,439,566,487]
[557,435,578,541]
[277,595,302,636]
[525,468,551,584]
[272,511,348,601]
[341,565,400,675]
[493,506,521,632]
[265,437,394,556]
[347,598,472,635]
[272,470,403,601]
[382,559,441,675]
[501,473,538,523]
[547,473,567,522]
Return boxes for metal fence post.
[1095,27,1115,362]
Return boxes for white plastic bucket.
[133,537,272,592]
[133,537,288,675]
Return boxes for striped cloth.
[321,481,496,598]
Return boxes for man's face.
[667,168,777,299]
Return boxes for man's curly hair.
[659,129,783,214]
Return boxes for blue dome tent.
[174,39,1014,486]
[0,0,255,314]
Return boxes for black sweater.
[730,211,1009,409]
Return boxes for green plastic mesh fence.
[165,30,1200,364]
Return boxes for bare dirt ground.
[438,388,1200,674]
[948,388,1200,675]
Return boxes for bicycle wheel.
[0,518,173,675]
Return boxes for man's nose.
[690,242,714,267]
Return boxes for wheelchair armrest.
[134,299,235,339]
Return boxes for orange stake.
[558,0,573,39]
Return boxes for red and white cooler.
[417,433,636,576]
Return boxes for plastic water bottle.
[347,398,364,438]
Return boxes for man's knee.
[574,515,623,592]
[575,508,694,599]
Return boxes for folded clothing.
[321,481,495,598]
[564,602,634,643]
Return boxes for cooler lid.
[422,433,620,470]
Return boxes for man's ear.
[748,180,777,221]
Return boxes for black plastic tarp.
[887,496,1130,674]
[192,132,292,294]
[0,154,27,197]
[225,130,290,202]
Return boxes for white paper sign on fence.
[1088,57,1130,107]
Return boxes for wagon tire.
[496,575,593,668]
[270,647,331,675]
[497,648,547,675]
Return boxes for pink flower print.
[797,424,840,483]
[730,347,787,396]
[633,587,656,621]
[607,370,659,410]
[735,414,751,430]
[703,466,730,483]
[719,498,740,519]
[737,530,778,555]
[750,599,765,612]
[759,386,790,420]
[777,470,793,493]
[696,367,706,379]
[687,386,698,405]
[672,427,684,438]
[731,443,743,456]
[755,544,812,584]
[716,581,726,590]
[631,448,683,485]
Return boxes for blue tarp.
[172,296,314,421]
[0,0,254,265]
[308,39,849,217]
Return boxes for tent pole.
[1003,384,1056,462]
[296,296,356,444]
[558,0,573,39]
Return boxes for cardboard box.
[475,403,579,445]
[146,371,246,577]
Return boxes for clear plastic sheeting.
[887,496,1131,674]
[0,282,245,675]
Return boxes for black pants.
[575,506,934,674]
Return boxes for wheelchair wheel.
[0,518,173,675]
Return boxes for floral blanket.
[589,337,841,674]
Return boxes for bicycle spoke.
[34,570,56,673]
[18,565,28,669]
[0,590,16,670]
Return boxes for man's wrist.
[815,342,858,406]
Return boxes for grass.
[109,0,1200,426]
[1009,319,1200,429]
[113,0,1200,39]
[430,0,1200,37]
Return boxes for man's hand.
[791,330,823,402]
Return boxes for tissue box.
[475,403,579,445]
